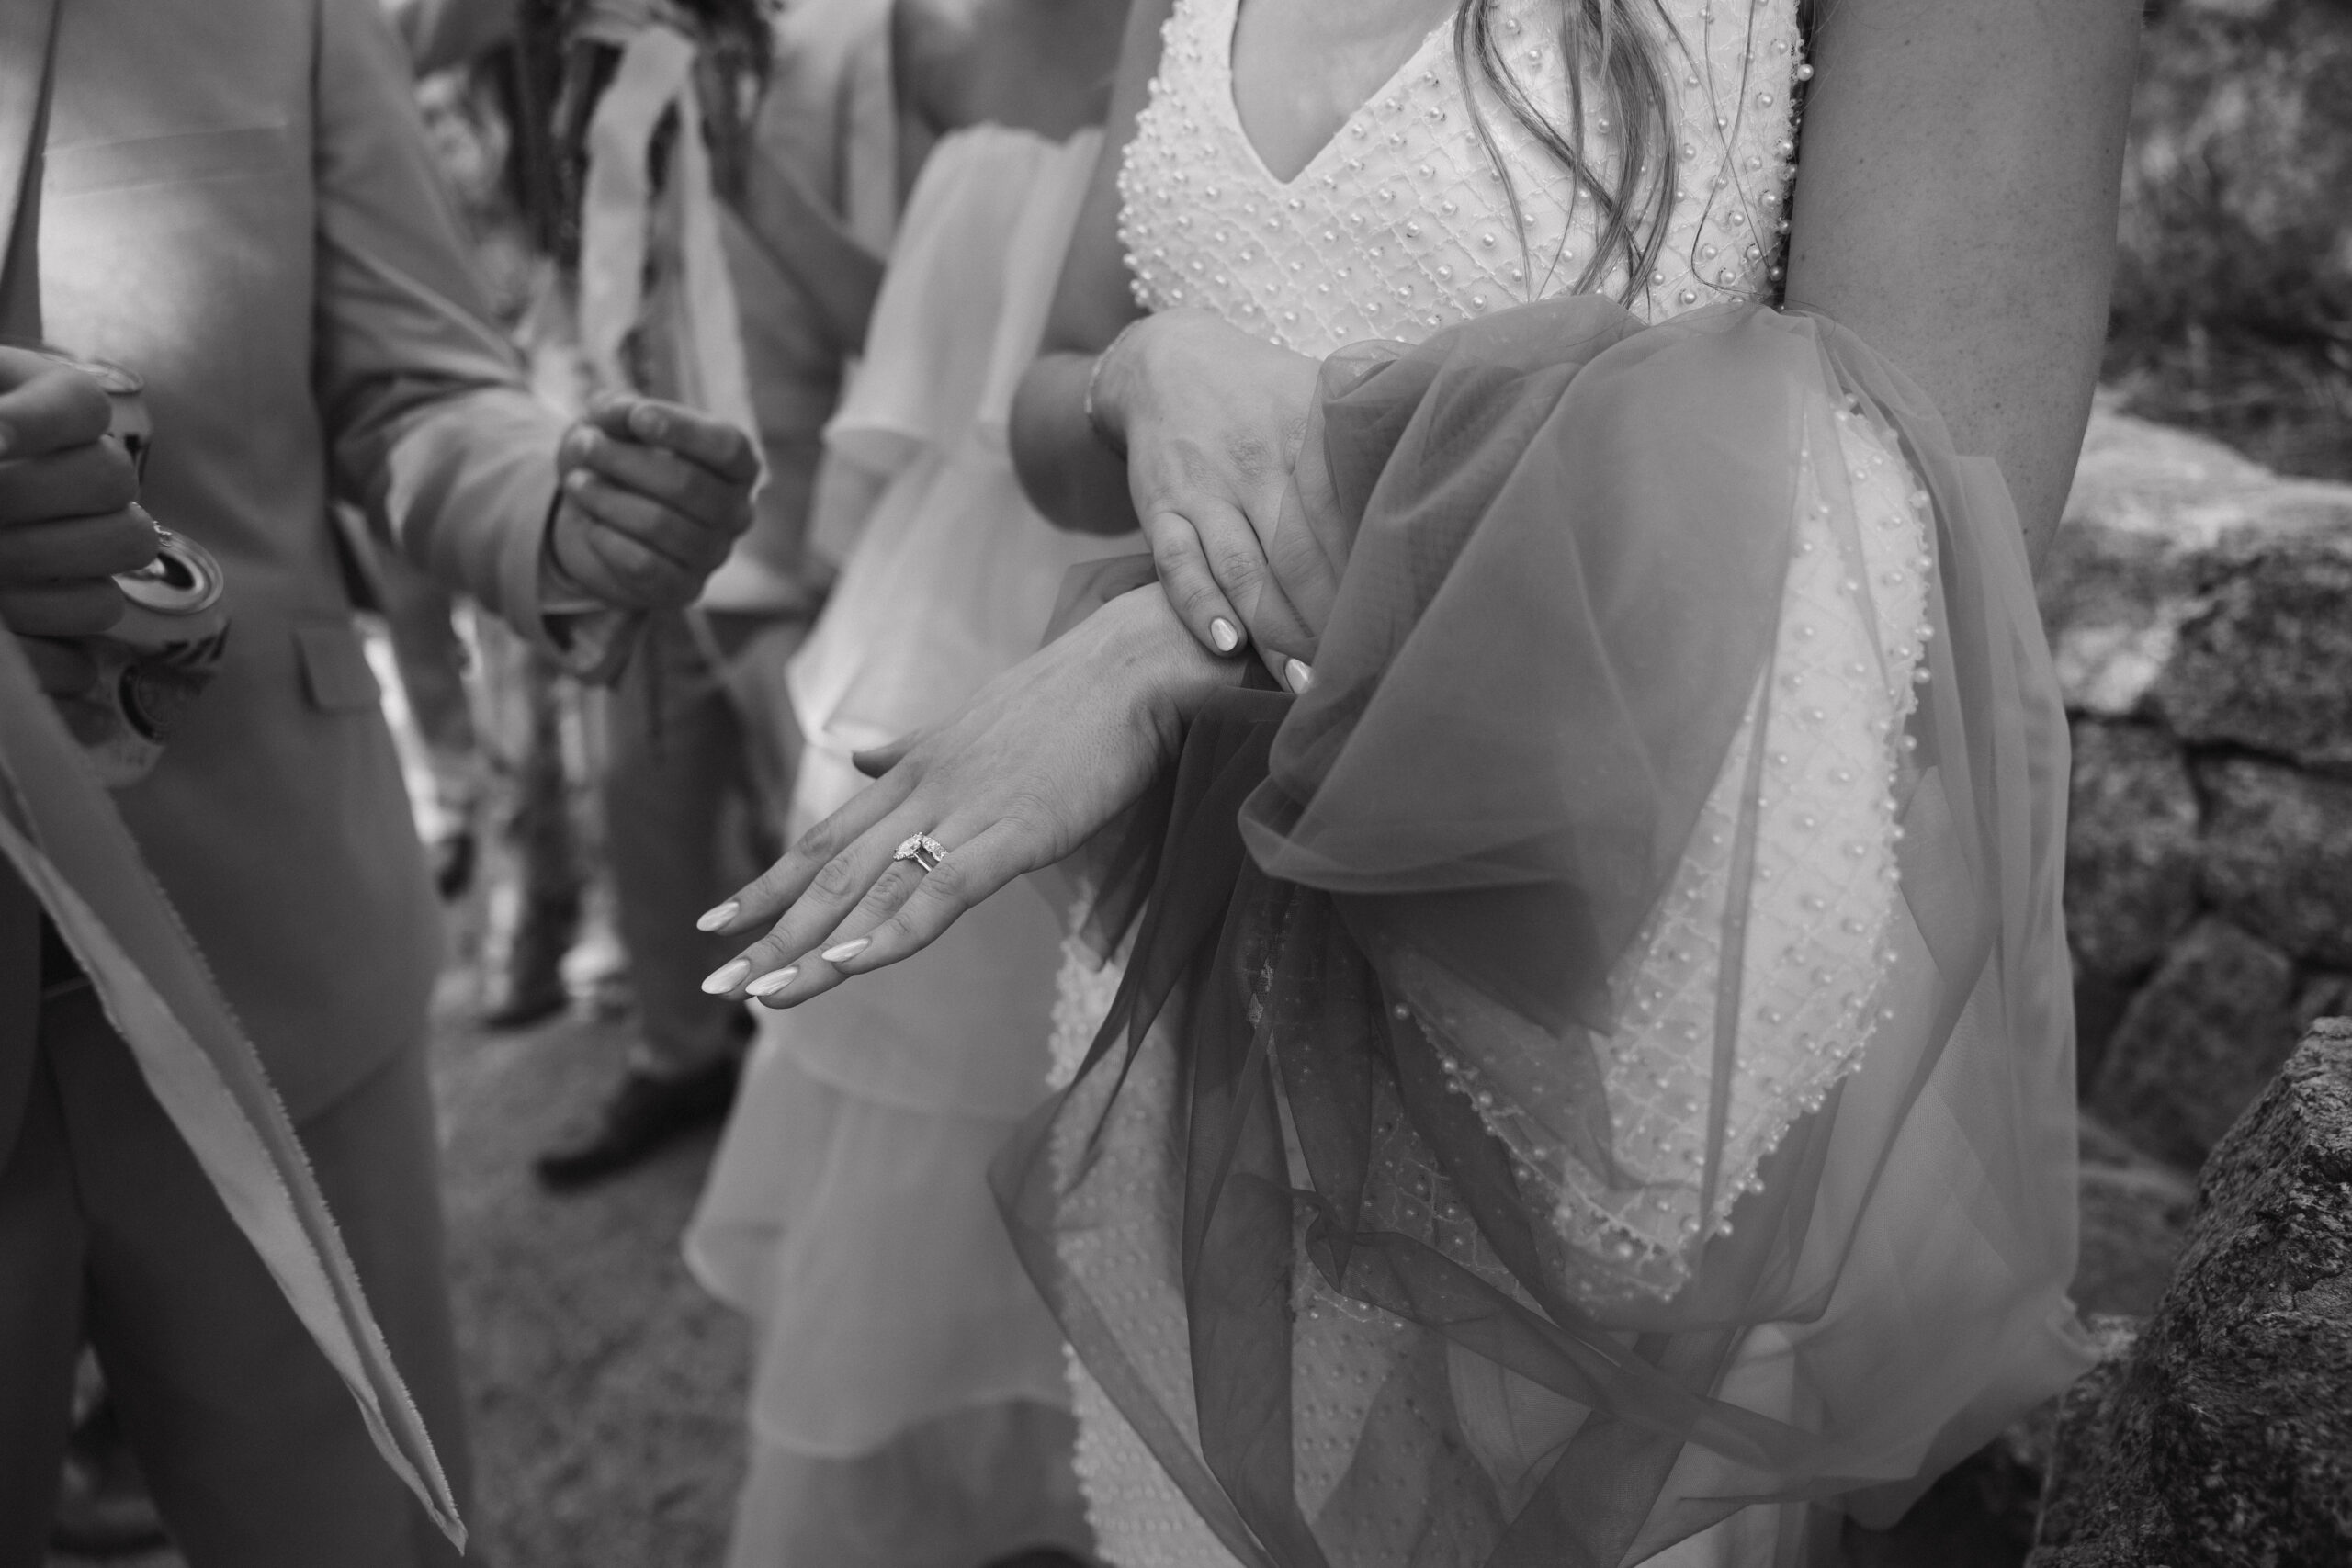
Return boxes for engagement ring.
[892,833,947,873]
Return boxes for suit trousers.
[604,608,767,1072]
[0,987,472,1568]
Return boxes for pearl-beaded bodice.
[1115,0,1806,355]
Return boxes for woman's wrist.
[1101,583,1246,725]
[1083,318,1149,457]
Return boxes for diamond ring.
[892,833,946,874]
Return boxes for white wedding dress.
[1040,0,1988,1563]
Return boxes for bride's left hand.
[695,587,1237,1008]
[1095,309,1340,684]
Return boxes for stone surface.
[2112,0,2352,357]
[2089,917,2301,1168]
[2157,525,2352,770]
[2042,410,2352,761]
[2197,755,2352,969]
[2028,1021,2352,1568]
[2064,721,2202,981]
[2041,411,2277,719]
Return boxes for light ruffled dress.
[685,123,1129,1568]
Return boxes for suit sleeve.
[310,0,587,665]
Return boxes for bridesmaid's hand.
[1093,310,1333,686]
[695,587,1236,1008]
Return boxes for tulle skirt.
[998,299,2095,1568]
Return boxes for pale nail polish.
[820,937,870,964]
[699,958,752,995]
[745,966,798,997]
[1210,618,1239,653]
[1285,658,1315,694]
[695,899,740,931]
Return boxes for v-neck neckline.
[1218,0,1454,191]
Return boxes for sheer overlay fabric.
[999,299,2092,1567]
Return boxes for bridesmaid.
[682,0,1128,1565]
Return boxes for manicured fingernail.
[695,900,739,931]
[745,966,797,997]
[700,958,752,994]
[820,937,870,964]
[1284,658,1315,694]
[1210,618,1239,653]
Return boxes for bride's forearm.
[1012,352,1145,536]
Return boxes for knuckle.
[56,375,114,435]
[1176,580,1225,620]
[1145,518,1194,567]
[1001,786,1067,836]
[920,855,970,903]
[809,853,860,902]
[1206,541,1266,588]
[794,818,841,863]
[1225,430,1274,476]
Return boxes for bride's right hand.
[695,586,1238,1009]
[1093,309,1339,686]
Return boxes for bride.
[698,0,2141,1557]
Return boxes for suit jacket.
[30,0,572,1118]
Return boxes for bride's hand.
[1095,309,1336,686]
[695,588,1237,1008]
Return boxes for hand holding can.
[0,344,229,785]
[0,344,158,661]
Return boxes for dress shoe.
[481,981,570,1032]
[51,1393,167,1558]
[534,1054,742,1190]
[431,827,478,901]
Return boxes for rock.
[2041,411,2277,718]
[2022,1317,2143,1568]
[2156,524,2352,770]
[2074,1118,2197,1319]
[2027,1022,2352,1567]
[2198,757,2352,968]
[2089,917,2301,1168]
[2064,722,2201,982]
[2112,0,2352,355]
[2043,411,2352,760]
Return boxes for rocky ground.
[52,988,752,1568]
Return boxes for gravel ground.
[433,1002,751,1567]
[53,993,752,1568]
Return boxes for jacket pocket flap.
[293,621,382,714]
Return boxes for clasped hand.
[697,312,1355,1007]
[1092,309,1341,686]
[548,392,760,610]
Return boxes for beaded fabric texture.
[1114,0,1808,355]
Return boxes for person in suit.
[0,0,760,1562]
